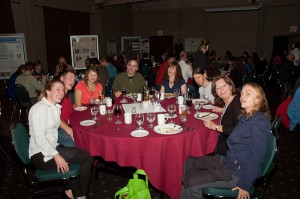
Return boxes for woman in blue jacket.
[180,83,272,199]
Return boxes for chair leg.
[0,145,10,166]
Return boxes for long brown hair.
[211,75,237,107]
[163,61,183,83]
[240,83,271,120]
[38,79,64,101]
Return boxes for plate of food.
[130,130,149,137]
[194,112,218,121]
[80,120,96,126]
[75,106,87,111]
[164,93,175,99]
[154,124,183,135]
[192,99,208,105]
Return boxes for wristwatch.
[215,125,219,131]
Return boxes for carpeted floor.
[1,91,300,199]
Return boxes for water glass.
[90,106,99,120]
[167,104,176,124]
[135,114,144,130]
[113,104,122,124]
[106,110,113,121]
[132,93,138,102]
[146,113,156,128]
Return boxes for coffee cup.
[106,97,112,107]
[124,113,132,124]
[157,114,168,125]
[178,96,184,105]
[99,105,106,115]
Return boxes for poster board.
[0,34,27,79]
[184,37,202,53]
[107,39,121,55]
[70,35,99,70]
[141,38,149,53]
[121,36,141,58]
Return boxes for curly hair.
[211,75,237,107]
[163,61,183,83]
[240,83,271,120]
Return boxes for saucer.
[80,120,96,126]
[130,130,149,137]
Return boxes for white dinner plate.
[164,113,177,119]
[193,99,208,105]
[80,120,96,126]
[202,104,214,110]
[130,130,149,137]
[154,124,183,135]
[75,106,87,111]
[194,112,218,121]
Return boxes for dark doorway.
[272,36,289,58]
[149,36,173,62]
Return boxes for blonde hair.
[240,83,271,120]
[38,80,64,101]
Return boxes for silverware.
[198,112,213,118]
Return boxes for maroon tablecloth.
[69,97,218,199]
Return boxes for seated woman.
[74,65,103,107]
[29,80,93,199]
[204,75,241,156]
[180,83,272,199]
[160,61,187,96]
[193,67,215,103]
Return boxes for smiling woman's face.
[46,82,65,105]
[215,78,233,101]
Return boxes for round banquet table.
[69,97,218,199]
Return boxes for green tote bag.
[115,169,151,199]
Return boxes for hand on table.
[203,120,216,130]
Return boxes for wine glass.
[113,104,122,124]
[120,86,128,103]
[89,98,95,107]
[194,101,201,115]
[174,89,180,103]
[90,106,99,120]
[185,96,192,114]
[135,114,144,130]
[98,93,105,104]
[167,104,176,124]
[132,93,138,103]
[146,113,156,128]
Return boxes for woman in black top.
[204,75,241,155]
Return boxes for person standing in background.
[290,42,300,78]
[193,38,210,71]
[174,38,184,59]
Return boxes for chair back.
[14,84,31,107]
[260,128,278,179]
[11,123,31,165]
[271,115,281,132]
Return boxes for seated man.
[58,70,76,147]
[15,61,47,105]
[112,59,145,97]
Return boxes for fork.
[198,112,213,119]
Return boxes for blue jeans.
[58,128,75,147]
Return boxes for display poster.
[0,34,27,79]
[70,35,99,69]
[184,37,202,53]
[121,37,141,58]
[141,38,149,53]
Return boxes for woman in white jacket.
[28,79,93,199]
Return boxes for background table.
[69,97,218,199]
